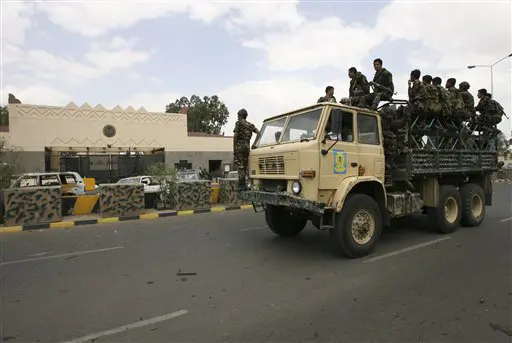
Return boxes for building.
[0,97,234,182]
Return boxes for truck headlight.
[291,180,302,194]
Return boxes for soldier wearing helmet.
[233,108,259,190]
[459,81,475,117]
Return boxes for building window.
[175,160,192,170]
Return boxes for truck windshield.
[254,108,322,147]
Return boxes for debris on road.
[489,322,512,337]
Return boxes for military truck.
[238,100,498,258]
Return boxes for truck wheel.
[264,205,307,237]
[330,194,382,258]
[428,185,461,234]
[460,183,485,227]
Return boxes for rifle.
[369,81,396,95]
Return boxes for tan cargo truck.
[238,101,498,258]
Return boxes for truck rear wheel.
[265,205,307,237]
[460,183,485,227]
[330,194,382,258]
[428,185,461,234]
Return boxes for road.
[1,184,511,343]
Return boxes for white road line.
[58,309,188,343]
[241,226,268,231]
[499,217,512,223]
[0,246,124,266]
[362,236,452,264]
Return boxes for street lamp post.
[467,53,512,95]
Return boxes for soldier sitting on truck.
[407,69,427,116]
[422,75,442,118]
[445,78,470,122]
[432,77,452,118]
[474,88,507,135]
[348,67,370,108]
[365,58,395,110]
[317,86,337,103]
[459,81,476,118]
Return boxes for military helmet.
[237,108,248,116]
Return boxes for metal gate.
[60,154,165,184]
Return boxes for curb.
[0,204,254,233]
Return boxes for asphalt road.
[1,184,511,343]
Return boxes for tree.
[0,136,21,189]
[0,106,9,126]
[165,95,229,135]
[497,132,511,160]
[146,162,179,210]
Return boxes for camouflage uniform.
[475,96,505,134]
[233,110,259,189]
[446,86,468,121]
[459,82,476,118]
[366,67,394,110]
[408,79,427,115]
[317,95,337,103]
[435,85,452,117]
[424,84,442,115]
[349,72,370,107]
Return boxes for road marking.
[499,217,512,223]
[58,309,188,343]
[29,252,48,257]
[98,217,119,224]
[241,226,268,231]
[140,213,159,219]
[0,246,124,266]
[362,236,452,263]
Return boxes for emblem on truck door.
[333,149,347,174]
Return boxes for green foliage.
[0,136,21,189]
[165,95,229,134]
[198,167,210,180]
[497,132,511,159]
[0,106,8,126]
[146,162,179,209]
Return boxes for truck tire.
[330,194,382,258]
[459,183,485,227]
[428,185,461,234]
[264,205,307,237]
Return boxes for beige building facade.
[1,101,234,182]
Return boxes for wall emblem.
[103,124,116,138]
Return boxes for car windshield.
[117,177,141,184]
[254,108,323,147]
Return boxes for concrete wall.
[3,186,62,226]
[99,184,145,217]
[1,103,234,173]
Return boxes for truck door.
[355,111,385,182]
[319,107,359,190]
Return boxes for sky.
[2,0,512,137]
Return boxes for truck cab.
[239,101,496,258]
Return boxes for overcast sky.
[2,0,511,137]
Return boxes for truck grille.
[258,155,285,175]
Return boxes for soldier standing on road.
[348,67,370,107]
[317,86,337,103]
[233,108,259,190]
[366,58,395,110]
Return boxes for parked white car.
[116,176,161,193]
[11,172,86,195]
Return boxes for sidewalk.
[0,204,254,233]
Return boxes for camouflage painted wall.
[494,169,512,181]
[99,184,145,217]
[218,179,248,205]
[172,180,212,210]
[3,186,62,226]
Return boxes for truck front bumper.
[238,190,326,215]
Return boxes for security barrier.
[218,179,248,205]
[172,180,212,210]
[99,184,145,217]
[3,186,62,226]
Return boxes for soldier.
[422,75,442,115]
[445,78,467,120]
[459,81,476,118]
[317,86,337,103]
[233,108,260,190]
[432,77,452,117]
[407,69,426,114]
[348,67,370,107]
[366,58,394,110]
[475,88,507,132]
